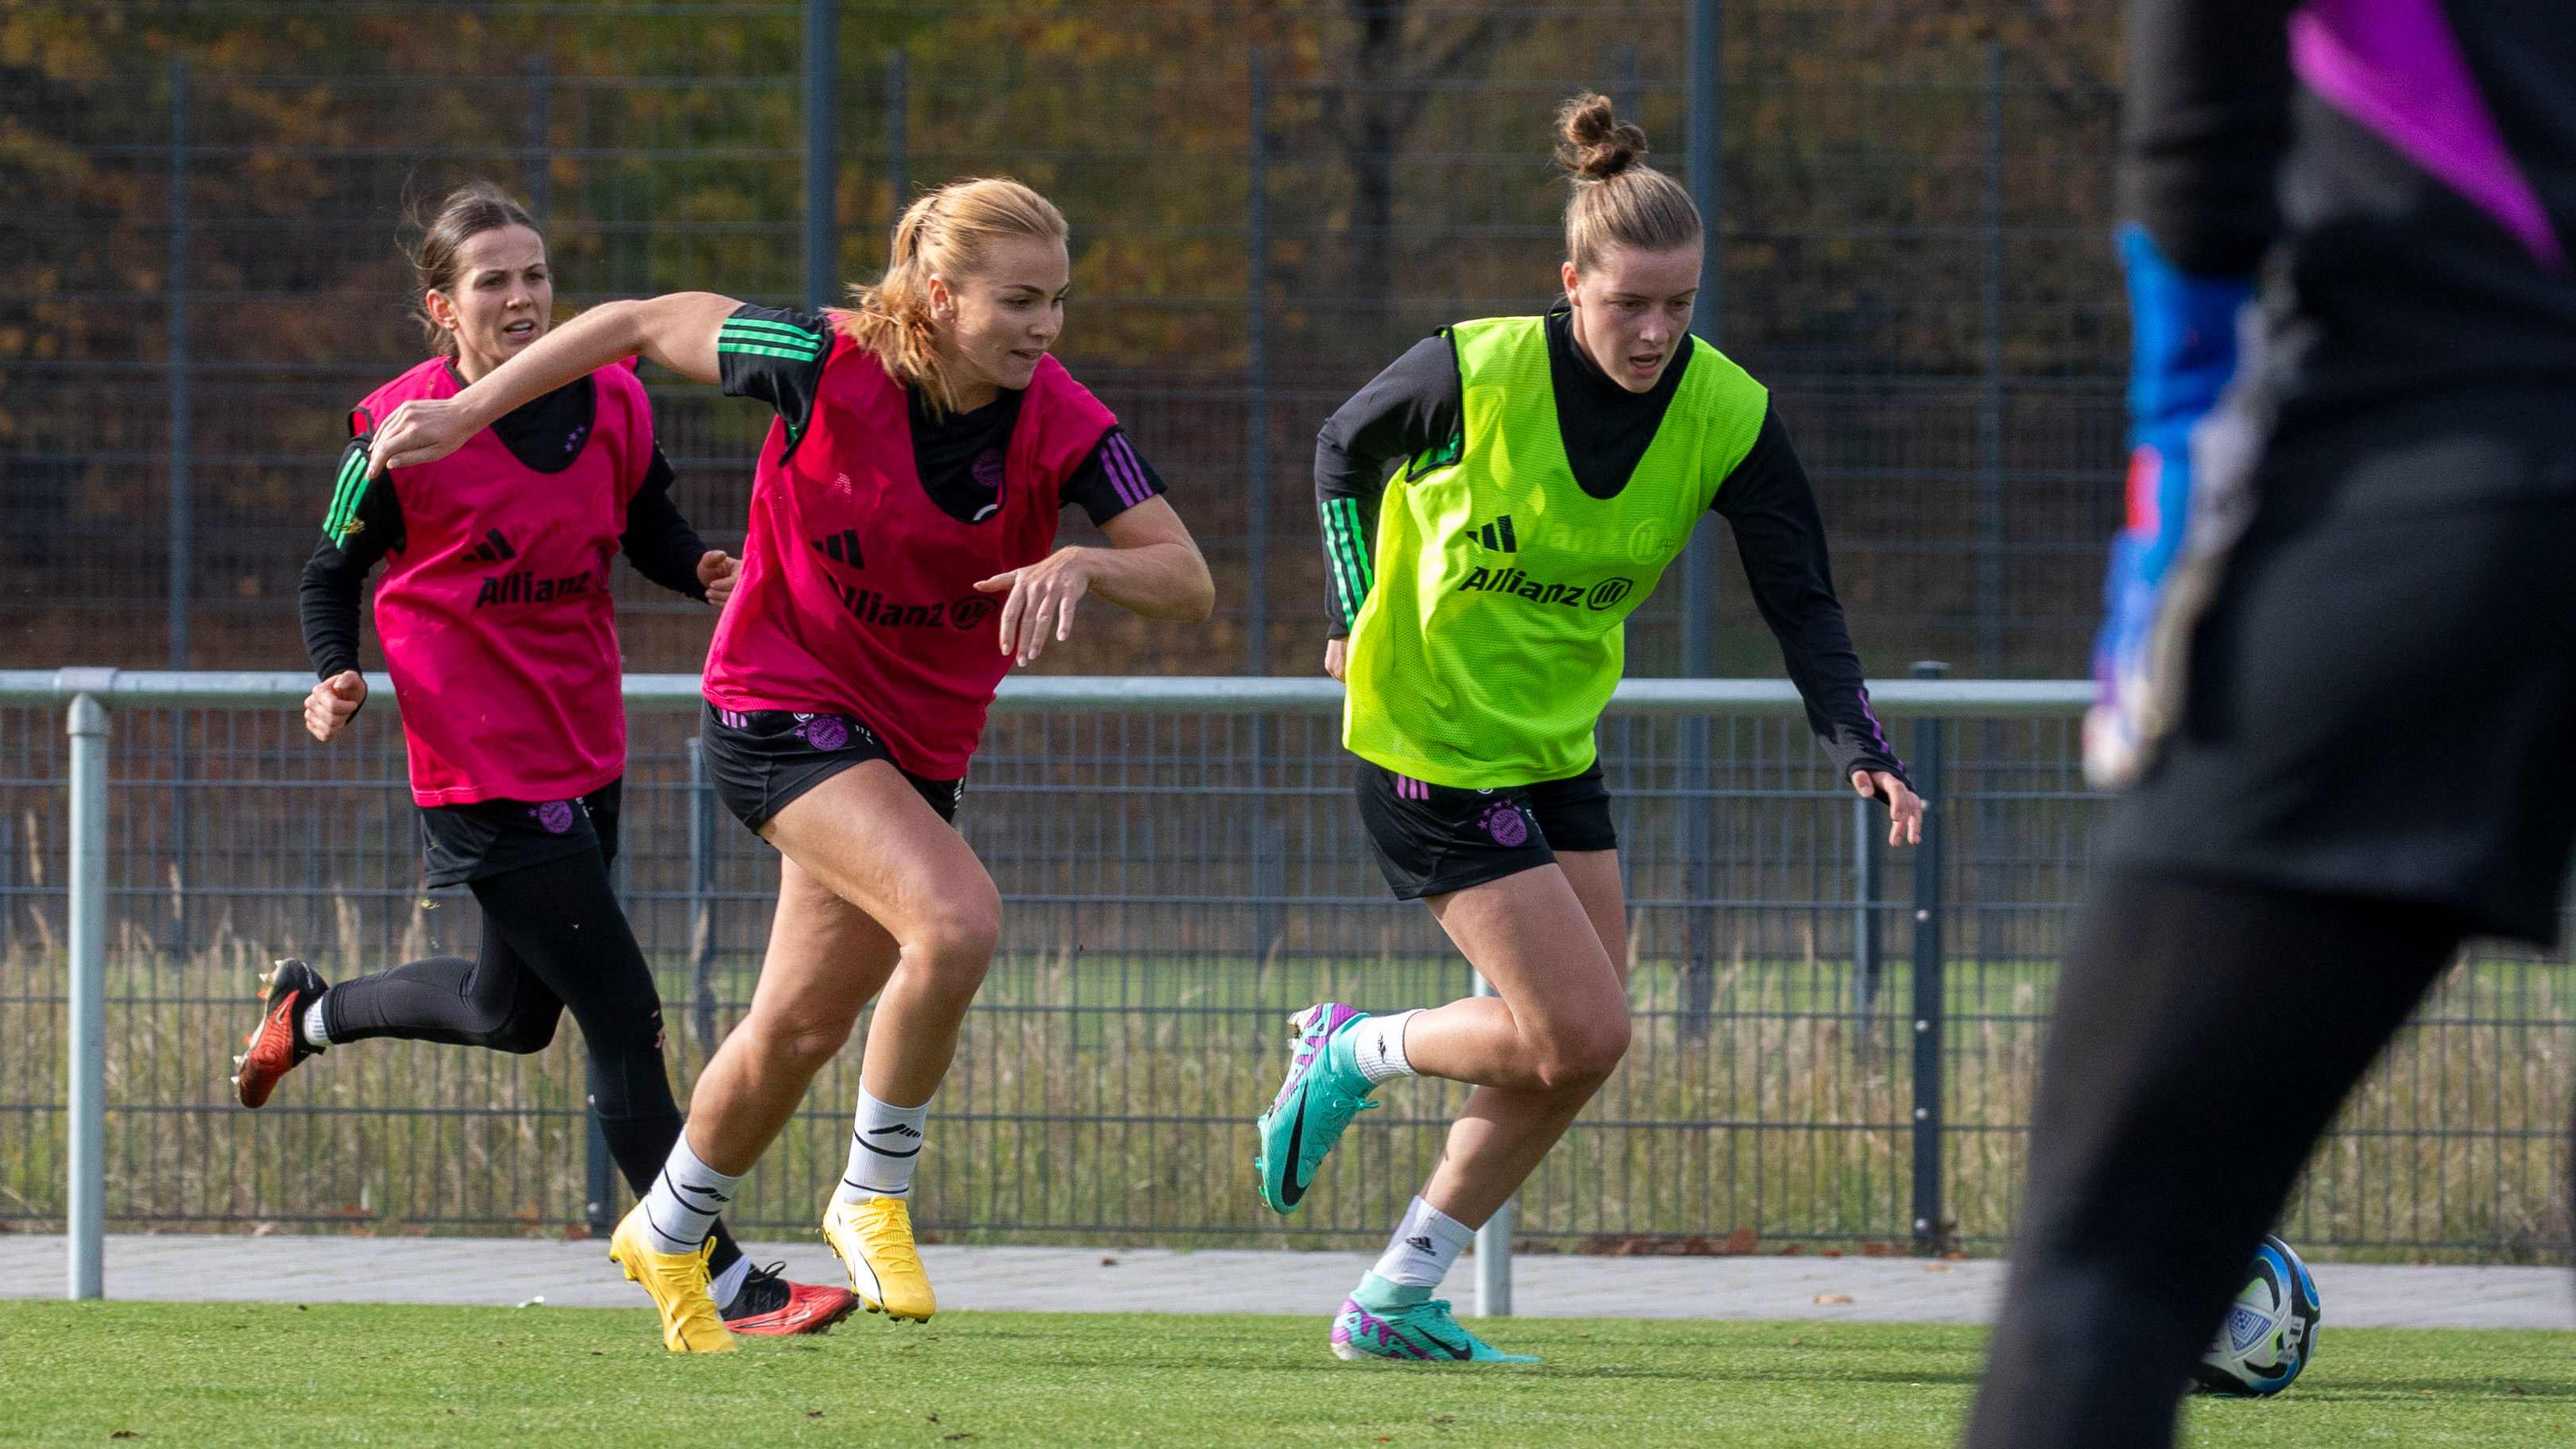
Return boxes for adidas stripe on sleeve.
[1061,427,1172,527]
[1313,333,1460,638]
[323,437,374,542]
[715,304,832,450]
[302,435,404,680]
[1320,495,1378,628]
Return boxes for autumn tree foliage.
[3,2,2121,675]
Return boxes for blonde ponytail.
[831,176,1068,416]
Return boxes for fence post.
[803,0,839,314]
[1244,49,1279,964]
[1909,661,1948,1254]
[165,56,193,954]
[523,53,551,223]
[1679,0,1722,675]
[1678,0,1726,1041]
[66,689,109,1300]
[167,55,191,670]
[1244,44,1271,677]
[1471,971,1512,1316]
[589,793,640,1230]
[1853,791,1880,1022]
[687,736,719,1060]
[885,50,908,225]
[584,1095,614,1235]
[1976,41,2005,677]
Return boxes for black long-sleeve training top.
[2127,0,2576,419]
[1313,303,1908,787]
[299,370,712,679]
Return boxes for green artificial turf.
[1,1301,2567,1447]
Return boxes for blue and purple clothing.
[2093,0,2576,787]
[1971,10,2576,1447]
[2125,0,2574,412]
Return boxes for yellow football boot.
[607,1203,737,1353]
[822,1195,936,1323]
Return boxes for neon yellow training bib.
[1340,315,1768,787]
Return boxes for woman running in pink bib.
[366,176,1215,1352]
[238,180,853,1343]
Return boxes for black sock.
[308,848,748,1273]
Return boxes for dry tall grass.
[2,936,2564,1262]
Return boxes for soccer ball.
[2193,1235,2321,1396]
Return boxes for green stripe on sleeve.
[1332,498,1375,593]
[717,323,821,346]
[1317,502,1353,618]
[1321,517,1357,620]
[718,323,822,353]
[717,338,824,363]
[721,316,822,344]
[1342,499,1376,589]
[1325,503,1361,615]
[323,448,370,539]
[1321,497,1374,621]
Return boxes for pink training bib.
[703,340,1116,778]
[355,359,656,806]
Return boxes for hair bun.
[1553,92,1649,180]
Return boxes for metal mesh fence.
[6,4,2566,1265]
[7,1,2120,680]
[0,698,2566,1261]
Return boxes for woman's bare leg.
[680,761,997,1173]
[1406,849,1630,1227]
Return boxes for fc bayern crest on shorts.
[1479,802,1531,848]
[533,799,578,835]
[795,713,852,752]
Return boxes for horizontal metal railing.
[10,674,2562,1303]
[22,671,2075,1300]
[0,669,2097,717]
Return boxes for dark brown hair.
[1553,93,1701,273]
[404,180,542,357]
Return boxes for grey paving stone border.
[0,1236,2566,1331]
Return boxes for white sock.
[833,1088,930,1204]
[708,1254,752,1309]
[300,997,332,1049]
[1349,1010,1421,1085]
[1371,1196,1476,1289]
[639,1131,743,1257]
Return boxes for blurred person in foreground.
[1969,2,2576,1444]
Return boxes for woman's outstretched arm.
[973,497,1215,667]
[1716,404,1923,845]
[367,292,744,477]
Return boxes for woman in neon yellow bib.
[1258,95,1925,1364]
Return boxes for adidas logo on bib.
[810,528,865,567]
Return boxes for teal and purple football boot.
[1330,1273,1541,1364]
[1254,1003,1380,1213]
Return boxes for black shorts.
[1355,758,1618,901]
[419,777,620,889]
[2105,386,2576,944]
[699,703,964,833]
